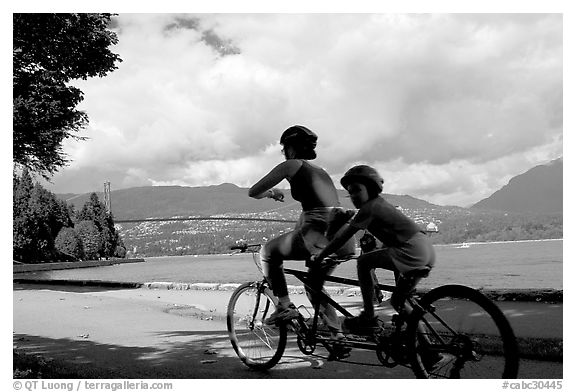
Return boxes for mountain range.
[60,158,562,219]
[471,158,562,214]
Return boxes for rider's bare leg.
[260,231,308,305]
[305,286,344,338]
[356,249,396,319]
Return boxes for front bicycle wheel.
[227,281,287,370]
[407,284,519,379]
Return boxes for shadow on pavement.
[13,330,341,379]
[13,283,139,294]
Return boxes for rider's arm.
[248,160,302,199]
[314,223,360,261]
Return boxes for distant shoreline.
[139,238,564,259]
[435,238,563,247]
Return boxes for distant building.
[425,222,439,233]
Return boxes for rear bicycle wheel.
[407,284,519,379]
[227,281,287,370]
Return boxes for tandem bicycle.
[226,242,519,379]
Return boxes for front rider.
[248,125,355,341]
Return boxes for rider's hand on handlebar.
[268,188,285,202]
[306,255,317,268]
[306,254,328,269]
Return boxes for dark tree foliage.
[13,13,122,176]
[13,169,74,262]
[75,220,102,260]
[77,193,106,228]
[13,169,36,261]
[13,170,127,263]
[77,193,125,259]
[55,227,84,260]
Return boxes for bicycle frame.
[282,268,400,359]
[235,243,458,354]
[231,244,392,350]
[284,267,394,320]
[233,243,401,343]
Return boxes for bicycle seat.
[403,267,431,280]
[328,253,355,261]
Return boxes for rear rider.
[312,165,436,332]
[248,125,355,340]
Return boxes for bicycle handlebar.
[229,243,261,252]
[230,240,356,268]
[305,254,355,270]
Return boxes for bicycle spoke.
[251,325,277,350]
[227,282,287,370]
[409,285,518,379]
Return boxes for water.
[16,240,562,290]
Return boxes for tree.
[77,193,105,225]
[13,13,122,176]
[114,238,127,258]
[55,227,83,260]
[75,221,101,260]
[13,169,35,261]
[77,193,124,259]
[13,169,75,262]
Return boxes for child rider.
[311,165,436,333]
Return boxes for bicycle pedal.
[327,351,351,361]
[345,333,372,342]
[287,319,304,332]
[327,345,352,361]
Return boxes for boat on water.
[456,242,470,249]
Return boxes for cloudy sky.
[40,13,562,207]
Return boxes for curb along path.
[13,277,563,304]
[13,258,145,273]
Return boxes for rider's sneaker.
[327,336,352,361]
[373,291,384,305]
[343,312,379,335]
[265,303,300,325]
[423,352,452,373]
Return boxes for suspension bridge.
[114,216,297,224]
[102,182,299,225]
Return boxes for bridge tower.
[103,181,111,214]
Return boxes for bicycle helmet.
[280,125,318,147]
[280,125,318,159]
[340,165,384,194]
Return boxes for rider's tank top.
[289,160,340,211]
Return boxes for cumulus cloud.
[43,13,562,206]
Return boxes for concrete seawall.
[141,282,563,303]
[12,277,562,303]
[13,258,145,273]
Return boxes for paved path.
[13,283,562,379]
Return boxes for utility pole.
[104,181,111,214]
